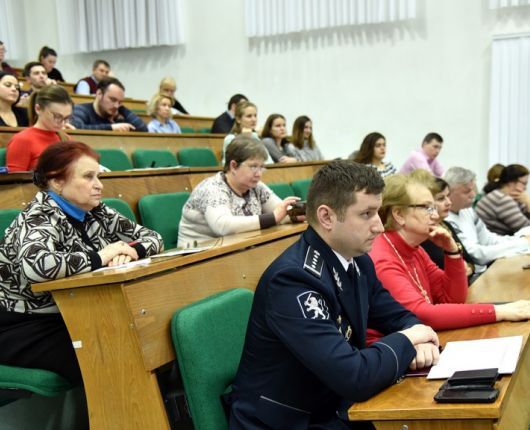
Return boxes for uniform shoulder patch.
[297,291,330,320]
[303,246,323,278]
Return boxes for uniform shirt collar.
[332,249,353,272]
[48,191,87,222]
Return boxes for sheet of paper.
[93,257,152,272]
[427,335,523,379]
[150,245,213,258]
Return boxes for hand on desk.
[494,300,530,322]
[274,196,301,224]
[399,324,440,370]
[98,241,139,267]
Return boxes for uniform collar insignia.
[303,246,323,278]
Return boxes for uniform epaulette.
[303,246,323,278]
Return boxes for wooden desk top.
[32,223,307,293]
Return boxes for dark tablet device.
[447,368,498,387]
[287,201,306,222]
[434,388,499,403]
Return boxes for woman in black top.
[38,46,65,82]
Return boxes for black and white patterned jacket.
[0,191,163,313]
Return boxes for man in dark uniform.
[226,160,440,429]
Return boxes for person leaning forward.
[225,160,440,430]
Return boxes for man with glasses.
[177,137,301,247]
[444,166,530,274]
[225,161,439,430]
[71,77,147,132]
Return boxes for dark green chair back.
[101,198,137,222]
[0,148,6,166]
[177,147,218,167]
[171,288,254,430]
[291,178,312,200]
[0,208,21,239]
[0,364,72,407]
[95,149,133,171]
[138,192,190,249]
[132,149,178,168]
[180,127,195,134]
[198,127,211,134]
[267,182,295,199]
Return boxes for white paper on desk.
[93,257,152,272]
[427,335,523,379]
[150,245,212,258]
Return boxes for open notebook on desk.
[427,335,523,379]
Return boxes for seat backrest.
[198,127,211,134]
[177,147,218,167]
[101,198,137,222]
[267,182,295,199]
[0,148,6,166]
[132,149,178,168]
[171,288,254,430]
[180,127,195,134]
[0,208,21,239]
[291,178,312,200]
[95,149,133,171]
[138,192,190,249]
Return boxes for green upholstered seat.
[138,192,190,249]
[0,148,6,166]
[267,182,296,199]
[177,147,218,167]
[0,208,21,239]
[291,178,312,200]
[101,198,137,222]
[0,364,72,406]
[132,149,178,168]
[95,149,133,171]
[198,127,211,134]
[171,288,254,430]
[180,127,195,134]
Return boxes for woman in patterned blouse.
[0,141,163,387]
[352,132,397,178]
[178,136,302,247]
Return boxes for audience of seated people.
[146,93,182,133]
[444,166,530,275]
[352,131,396,177]
[38,46,64,82]
[158,76,188,115]
[475,164,530,235]
[178,137,301,247]
[71,77,147,132]
[261,113,298,163]
[7,85,73,172]
[289,115,323,161]
[75,59,111,95]
[400,132,445,177]
[211,93,247,134]
[0,41,17,76]
[0,71,28,127]
[367,172,530,344]
[0,141,163,411]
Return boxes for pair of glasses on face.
[517,179,528,188]
[408,204,437,216]
[241,162,267,173]
[48,111,72,124]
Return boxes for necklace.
[382,233,431,304]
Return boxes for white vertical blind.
[489,0,530,9]
[0,0,26,60]
[245,0,416,37]
[489,35,530,167]
[55,0,182,54]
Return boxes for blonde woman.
[147,93,181,134]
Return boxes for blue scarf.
[48,191,87,222]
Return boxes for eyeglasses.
[517,180,528,188]
[48,111,71,124]
[241,162,266,173]
[408,204,437,216]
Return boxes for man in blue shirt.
[71,77,147,132]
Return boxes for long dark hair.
[261,113,289,147]
[483,164,529,194]
[353,132,385,164]
[291,115,315,150]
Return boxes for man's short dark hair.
[306,160,385,225]
[97,77,125,93]
[422,132,443,145]
[23,61,45,77]
[228,94,247,110]
[93,59,110,70]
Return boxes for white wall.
[15,0,530,183]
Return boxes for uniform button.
[479,309,483,314]
[471,309,476,314]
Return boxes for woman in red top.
[367,173,530,342]
[7,85,73,172]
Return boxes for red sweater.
[367,231,495,341]
[7,127,64,172]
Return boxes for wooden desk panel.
[137,113,215,130]
[32,224,306,429]
[70,93,147,112]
